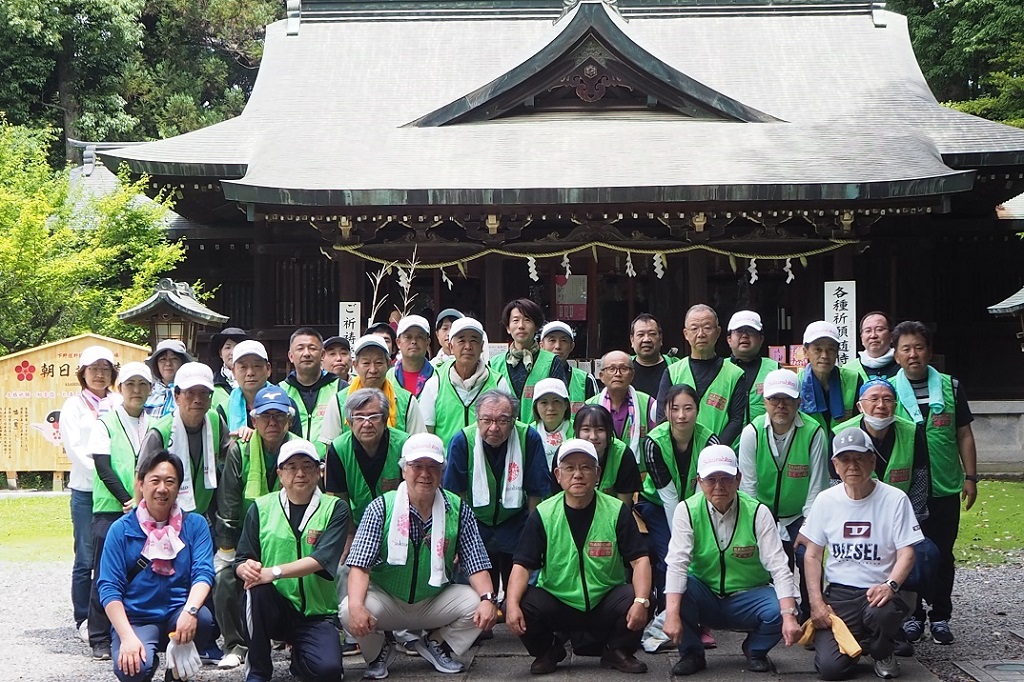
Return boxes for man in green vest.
[279,327,345,458]
[419,317,511,447]
[630,313,678,398]
[215,386,298,668]
[725,311,781,432]
[891,321,978,647]
[234,439,350,682]
[342,433,498,679]
[738,368,828,622]
[387,315,436,398]
[505,438,652,675]
[323,335,353,383]
[539,320,597,414]
[797,321,863,449]
[655,304,746,445]
[663,445,802,675]
[587,350,656,459]
[219,340,302,443]
[843,312,899,381]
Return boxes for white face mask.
[862,414,896,430]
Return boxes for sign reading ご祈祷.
[338,302,361,345]
[824,281,857,366]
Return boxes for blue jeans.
[71,489,94,625]
[635,500,672,604]
[678,576,782,658]
[110,605,214,682]
[906,537,939,616]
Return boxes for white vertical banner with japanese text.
[338,302,362,346]
[824,281,856,366]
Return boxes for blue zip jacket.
[97,509,215,624]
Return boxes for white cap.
[533,377,569,401]
[449,317,485,340]
[803,321,841,345]
[277,439,321,467]
[763,368,800,399]
[397,315,431,337]
[401,432,446,464]
[832,429,877,458]
[231,339,268,363]
[556,438,599,466]
[116,362,153,386]
[174,362,215,391]
[353,334,391,357]
[79,345,115,369]
[696,444,739,478]
[727,310,763,332]
[540,321,575,340]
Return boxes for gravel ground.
[2,560,1021,682]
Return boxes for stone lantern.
[117,278,228,355]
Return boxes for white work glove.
[214,548,236,573]
[165,639,179,678]
[172,640,202,680]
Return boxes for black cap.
[210,327,249,353]
[323,336,351,351]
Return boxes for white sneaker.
[217,653,244,669]
[78,621,89,643]
[874,654,900,679]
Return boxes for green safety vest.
[598,439,629,497]
[796,366,860,436]
[432,361,502,447]
[211,384,231,414]
[751,413,821,518]
[536,491,626,611]
[254,492,341,617]
[463,421,531,527]
[568,367,588,415]
[686,490,771,597]
[280,377,341,458]
[893,373,960,496]
[371,489,461,604]
[640,421,715,505]
[240,433,292,515]
[668,359,744,437]
[92,410,141,514]
[834,416,918,493]
[584,390,651,448]
[727,357,781,427]
[328,428,406,523]
[490,349,557,423]
[151,412,222,515]
[335,384,413,438]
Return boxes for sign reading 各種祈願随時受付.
[824,281,857,366]
[338,302,361,345]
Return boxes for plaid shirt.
[347,491,491,577]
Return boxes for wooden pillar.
[484,254,503,340]
[627,277,636,329]
[832,245,854,280]
[688,251,708,305]
[587,256,599,357]
[432,268,442,319]
[252,218,272,334]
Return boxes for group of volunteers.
[59,298,978,682]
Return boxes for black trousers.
[519,584,643,657]
[813,584,908,681]
[89,512,121,648]
[916,494,959,623]
[244,583,343,682]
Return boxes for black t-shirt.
[549,446,642,496]
[632,358,667,399]
[512,495,648,571]
[325,430,392,495]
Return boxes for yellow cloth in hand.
[797,613,863,658]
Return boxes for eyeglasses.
[766,396,797,405]
[859,396,895,406]
[350,413,385,424]
[281,462,321,474]
[602,365,633,375]
[559,464,597,475]
[686,324,716,334]
[478,417,513,427]
[256,412,291,424]
[701,475,737,487]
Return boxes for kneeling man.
[799,429,922,681]
[506,438,651,675]
[664,445,802,676]
[342,433,498,679]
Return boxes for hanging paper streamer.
[783,258,795,284]
[456,261,467,278]
[527,257,539,282]
[747,258,758,284]
[799,256,808,268]
[441,268,454,290]
[652,253,665,280]
[562,254,572,277]
[625,252,636,277]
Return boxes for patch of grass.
[954,480,1024,565]
[0,496,73,562]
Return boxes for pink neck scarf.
[136,499,185,576]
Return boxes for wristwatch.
[479,592,498,603]
[186,605,200,617]
[965,474,979,483]
[271,566,283,581]
[781,607,800,617]
[633,597,651,608]
[885,579,900,593]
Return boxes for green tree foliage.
[0,120,185,352]
[889,0,1024,128]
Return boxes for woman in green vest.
[797,321,862,446]
[529,377,574,473]
[489,298,571,423]
[88,361,153,660]
[572,404,640,505]
[635,384,715,602]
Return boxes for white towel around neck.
[387,482,448,588]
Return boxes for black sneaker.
[91,644,111,661]
[902,619,924,643]
[930,620,954,645]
